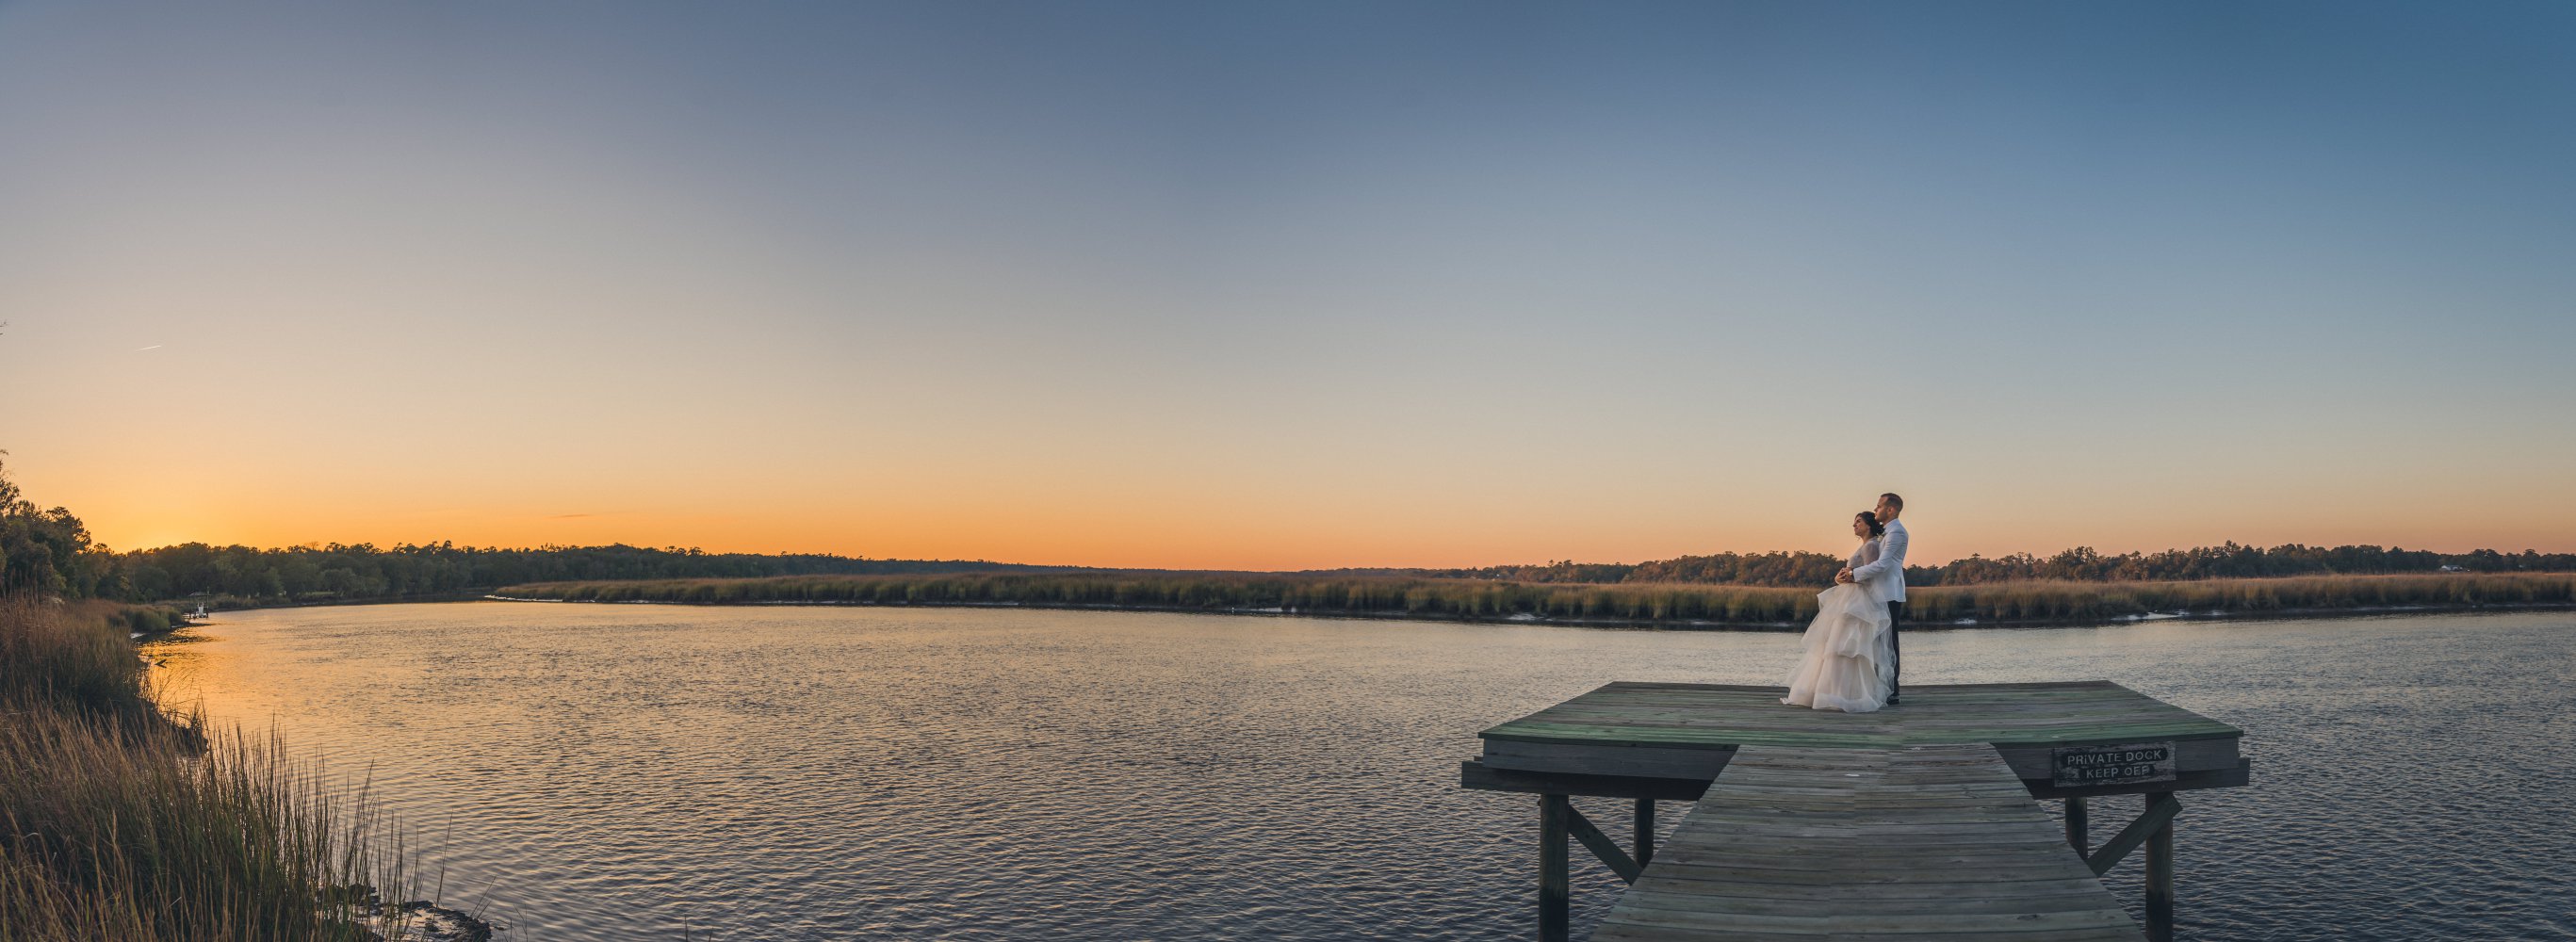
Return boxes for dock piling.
[2066,794,2091,860]
[1539,793,1568,942]
[1632,799,1654,868]
[2145,790,2178,942]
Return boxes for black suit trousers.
[1885,600,1904,697]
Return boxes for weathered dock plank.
[1592,743,2146,942]
[1476,681,2244,788]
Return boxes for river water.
[146,602,2574,941]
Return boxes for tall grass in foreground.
[496,571,2576,626]
[0,596,417,942]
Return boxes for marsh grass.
[497,571,2576,627]
[497,573,1821,623]
[1903,572,2576,623]
[0,600,174,732]
[0,596,419,942]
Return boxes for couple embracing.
[1782,492,1908,713]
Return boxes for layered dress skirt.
[1781,569,1896,713]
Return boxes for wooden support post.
[2088,790,2181,878]
[1541,793,1570,942]
[1634,799,1655,868]
[1565,804,1641,884]
[2144,791,2177,942]
[2064,795,2089,860]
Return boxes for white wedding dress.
[1781,536,1896,713]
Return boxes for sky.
[3,0,2573,570]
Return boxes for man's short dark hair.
[1881,493,1904,512]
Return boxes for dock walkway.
[1595,743,2143,942]
[1461,682,2249,942]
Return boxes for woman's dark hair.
[1856,511,1885,537]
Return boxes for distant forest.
[0,459,1084,602]
[1402,543,2576,588]
[5,459,2571,606]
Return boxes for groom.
[1836,492,1907,705]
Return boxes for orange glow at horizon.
[24,441,2575,572]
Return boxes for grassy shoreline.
[489,571,2576,629]
[0,597,443,941]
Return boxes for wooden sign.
[2051,741,2177,788]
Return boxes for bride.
[1782,511,1898,713]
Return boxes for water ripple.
[148,604,2576,941]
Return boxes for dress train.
[1781,581,1894,713]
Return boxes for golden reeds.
[495,571,2576,627]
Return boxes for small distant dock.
[1461,681,2249,941]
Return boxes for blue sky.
[3,1,2571,566]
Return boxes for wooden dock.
[1462,682,2249,941]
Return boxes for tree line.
[2,457,1081,603]
[1329,542,2576,588]
[100,541,1091,603]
